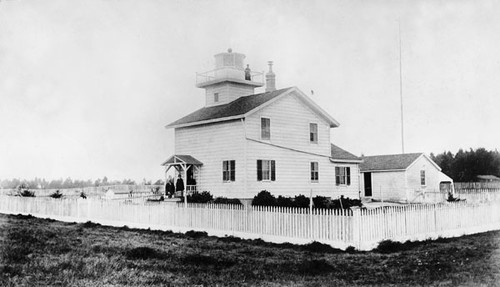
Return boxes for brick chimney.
[265,61,276,92]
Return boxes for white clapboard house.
[163,49,362,201]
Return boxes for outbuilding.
[360,153,453,203]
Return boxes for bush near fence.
[252,190,361,209]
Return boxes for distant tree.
[432,148,500,182]
[154,179,165,186]
[102,176,109,186]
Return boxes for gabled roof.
[330,144,362,163]
[161,155,203,166]
[360,153,423,172]
[165,87,339,129]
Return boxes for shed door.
[364,172,372,197]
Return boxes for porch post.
[182,164,187,208]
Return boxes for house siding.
[406,155,443,199]
[363,171,407,201]
[242,92,359,199]
[174,120,246,197]
[245,93,331,156]
[205,82,255,107]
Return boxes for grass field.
[1,213,499,286]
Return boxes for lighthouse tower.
[196,48,264,107]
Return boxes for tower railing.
[196,67,264,86]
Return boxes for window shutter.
[271,160,276,181]
[222,161,225,181]
[231,160,236,181]
[257,160,262,181]
[346,167,351,185]
[335,166,340,185]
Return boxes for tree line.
[430,148,500,182]
[0,177,165,189]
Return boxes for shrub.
[18,189,35,197]
[252,190,276,206]
[327,196,362,209]
[293,195,310,208]
[303,241,342,253]
[375,240,405,253]
[313,196,329,208]
[276,195,293,207]
[185,230,208,238]
[345,246,357,253]
[187,191,213,203]
[50,190,63,199]
[213,197,242,205]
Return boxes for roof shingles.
[360,153,423,172]
[330,144,361,161]
[166,87,293,128]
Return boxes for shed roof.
[330,144,362,162]
[360,153,423,172]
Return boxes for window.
[214,93,219,103]
[310,123,318,143]
[261,117,270,140]
[222,160,235,182]
[257,160,275,181]
[311,162,319,182]
[420,170,426,186]
[335,166,351,185]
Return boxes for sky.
[1,0,499,182]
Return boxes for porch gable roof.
[161,155,203,166]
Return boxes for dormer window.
[214,93,219,103]
[261,117,270,140]
[310,123,318,143]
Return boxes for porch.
[161,155,203,199]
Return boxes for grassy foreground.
[1,213,499,286]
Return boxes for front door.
[364,172,372,197]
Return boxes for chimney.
[265,61,276,92]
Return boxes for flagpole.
[399,20,405,154]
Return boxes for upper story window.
[261,117,271,140]
[310,123,318,143]
[257,160,275,181]
[420,170,426,186]
[214,93,219,103]
[335,166,351,186]
[310,162,319,182]
[222,160,235,182]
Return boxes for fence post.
[309,189,313,240]
[351,207,361,250]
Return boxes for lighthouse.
[195,48,264,107]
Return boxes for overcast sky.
[1,0,499,182]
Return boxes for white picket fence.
[1,196,500,250]
[0,185,164,198]
[454,189,500,203]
